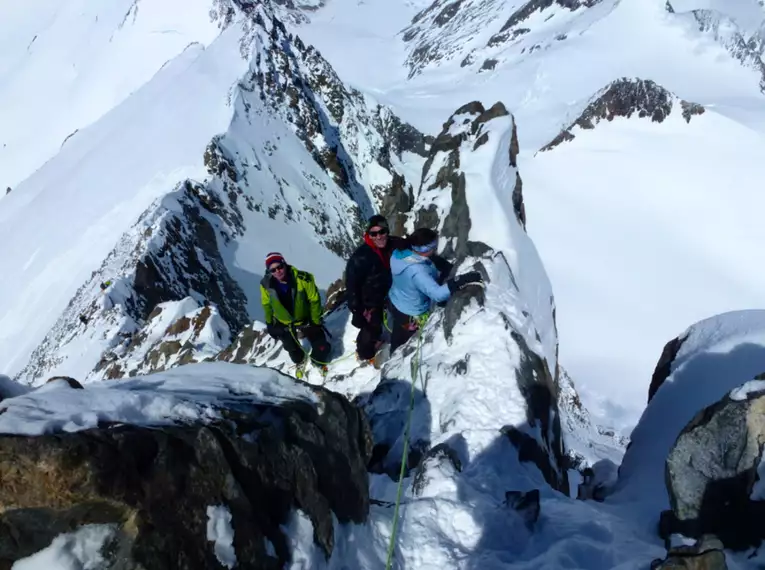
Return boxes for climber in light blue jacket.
[388,227,483,353]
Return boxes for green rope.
[384,317,426,570]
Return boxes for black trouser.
[353,307,384,360]
[271,324,331,365]
[390,304,420,354]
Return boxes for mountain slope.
[0,25,249,379]
[0,0,224,192]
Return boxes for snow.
[612,310,765,518]
[0,0,222,190]
[11,524,116,570]
[206,505,237,569]
[0,23,250,379]
[0,361,321,436]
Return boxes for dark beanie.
[366,215,389,232]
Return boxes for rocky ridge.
[667,2,765,93]
[540,78,705,152]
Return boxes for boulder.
[0,362,372,569]
[651,535,728,569]
[662,379,765,549]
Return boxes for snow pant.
[389,304,422,354]
[271,323,331,365]
[353,306,384,360]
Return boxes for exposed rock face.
[540,78,706,151]
[649,332,689,402]
[0,366,373,568]
[16,184,250,385]
[95,298,232,380]
[486,0,602,49]
[651,535,728,569]
[662,380,765,549]
[414,101,527,260]
[240,6,428,247]
[688,9,765,94]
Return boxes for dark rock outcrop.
[540,78,705,151]
[690,10,765,94]
[662,381,765,549]
[487,0,602,48]
[504,489,541,530]
[0,371,373,568]
[651,535,728,569]
[649,333,689,402]
[415,101,526,261]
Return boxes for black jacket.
[345,236,406,313]
[345,236,454,313]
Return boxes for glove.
[266,322,280,338]
[447,271,483,294]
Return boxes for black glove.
[431,255,454,285]
[447,271,483,294]
[266,322,281,338]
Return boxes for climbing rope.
[286,324,357,367]
[384,314,427,570]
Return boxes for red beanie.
[265,252,285,267]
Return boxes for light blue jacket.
[389,249,451,316]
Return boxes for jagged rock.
[504,489,540,530]
[540,78,705,151]
[487,0,602,49]
[689,10,765,94]
[416,101,526,260]
[577,458,619,501]
[323,278,347,314]
[651,535,728,569]
[16,182,250,386]
[663,381,765,549]
[649,333,689,402]
[0,364,372,568]
[45,376,83,389]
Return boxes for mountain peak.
[540,78,705,151]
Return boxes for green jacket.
[260,266,322,326]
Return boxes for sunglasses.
[368,228,389,237]
[268,263,285,273]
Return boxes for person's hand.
[447,271,483,294]
[363,308,375,322]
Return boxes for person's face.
[269,261,287,282]
[368,225,389,248]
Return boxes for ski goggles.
[412,239,438,254]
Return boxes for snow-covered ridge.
[539,78,705,151]
[668,1,765,92]
[401,0,613,77]
[15,184,249,386]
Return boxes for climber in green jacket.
[260,252,330,378]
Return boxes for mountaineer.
[260,252,330,378]
[388,228,483,353]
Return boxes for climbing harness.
[384,313,428,570]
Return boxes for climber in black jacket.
[345,215,452,361]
